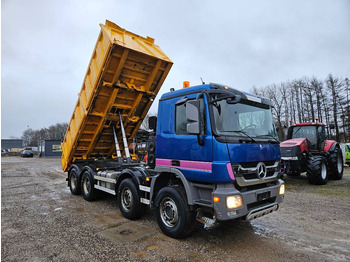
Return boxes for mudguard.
[115,168,148,189]
[324,140,337,152]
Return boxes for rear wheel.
[69,169,81,195]
[117,179,147,220]
[81,170,98,201]
[328,146,343,180]
[155,186,195,238]
[306,155,328,185]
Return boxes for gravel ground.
[1,157,350,261]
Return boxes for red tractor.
[280,122,343,185]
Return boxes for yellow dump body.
[61,21,172,171]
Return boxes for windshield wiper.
[256,134,280,144]
[221,130,256,143]
[293,126,302,136]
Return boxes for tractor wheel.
[306,155,328,185]
[328,146,343,180]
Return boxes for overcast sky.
[2,0,350,138]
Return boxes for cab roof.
[161,83,273,106]
[292,122,325,126]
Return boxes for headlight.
[279,184,285,195]
[226,195,242,209]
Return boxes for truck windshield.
[211,94,277,139]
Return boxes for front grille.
[232,161,280,187]
[239,160,276,168]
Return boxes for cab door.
[169,94,213,181]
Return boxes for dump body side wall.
[61,21,172,171]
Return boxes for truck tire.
[81,170,98,201]
[68,169,81,195]
[306,155,328,185]
[117,179,147,220]
[328,146,343,180]
[155,186,195,238]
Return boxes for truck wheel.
[117,179,147,220]
[81,170,98,201]
[328,146,343,180]
[155,186,195,238]
[68,169,81,195]
[306,156,328,185]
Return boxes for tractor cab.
[286,123,326,152]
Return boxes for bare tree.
[310,77,323,122]
[21,123,68,146]
[22,128,35,146]
[326,74,344,141]
[250,74,350,141]
[344,78,350,141]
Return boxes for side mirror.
[149,116,157,131]
[276,126,280,132]
[226,95,241,104]
[186,100,201,135]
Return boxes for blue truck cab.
[149,83,284,234]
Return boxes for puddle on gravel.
[251,221,275,238]
[99,222,154,244]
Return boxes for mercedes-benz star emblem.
[256,162,267,179]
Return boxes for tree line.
[251,74,350,142]
[22,123,68,146]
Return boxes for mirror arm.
[196,93,205,146]
[197,135,205,146]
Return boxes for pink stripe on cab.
[156,158,212,172]
[156,158,172,166]
[226,163,235,180]
[180,160,212,172]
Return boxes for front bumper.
[213,179,284,221]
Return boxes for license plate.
[257,191,270,201]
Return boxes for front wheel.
[306,155,328,185]
[328,146,343,180]
[155,186,195,238]
[117,179,147,220]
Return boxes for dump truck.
[62,20,285,238]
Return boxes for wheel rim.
[337,153,342,173]
[160,197,178,228]
[321,162,327,180]
[121,188,133,210]
[83,176,90,195]
[70,173,76,191]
